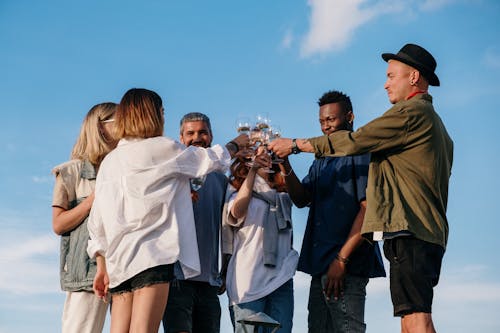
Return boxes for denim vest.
[58,160,97,291]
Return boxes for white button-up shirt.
[87,136,230,288]
[224,177,299,305]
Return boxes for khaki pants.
[62,291,108,333]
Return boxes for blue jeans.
[308,274,368,333]
[231,279,294,333]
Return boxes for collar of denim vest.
[80,160,97,180]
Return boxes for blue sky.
[1,0,499,332]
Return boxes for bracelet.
[336,253,349,264]
[280,169,293,177]
[227,141,239,153]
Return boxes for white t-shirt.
[225,176,299,305]
[87,136,230,288]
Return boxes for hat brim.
[382,53,440,86]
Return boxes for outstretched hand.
[268,138,294,158]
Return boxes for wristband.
[291,138,301,154]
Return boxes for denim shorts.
[383,237,444,316]
[162,280,221,333]
[109,264,174,295]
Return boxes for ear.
[347,110,354,123]
[179,134,185,144]
[410,70,420,85]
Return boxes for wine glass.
[242,126,272,173]
[236,117,251,136]
[271,126,281,138]
[257,127,274,173]
[244,125,262,168]
[256,113,271,134]
[269,126,284,164]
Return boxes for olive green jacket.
[308,94,453,248]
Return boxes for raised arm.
[270,105,411,158]
[268,138,314,158]
[230,151,270,219]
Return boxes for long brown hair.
[114,88,164,139]
[71,102,117,167]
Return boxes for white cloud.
[0,233,59,295]
[438,281,500,302]
[2,234,57,260]
[0,261,60,294]
[298,0,464,58]
[300,0,403,58]
[436,264,500,302]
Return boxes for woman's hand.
[250,148,271,170]
[93,254,109,302]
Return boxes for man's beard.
[190,141,208,148]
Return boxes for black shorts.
[383,236,444,317]
[109,264,174,295]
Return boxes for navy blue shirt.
[297,154,385,278]
[174,171,228,286]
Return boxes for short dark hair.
[317,90,353,114]
[179,112,212,135]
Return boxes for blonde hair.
[114,88,164,139]
[71,102,117,167]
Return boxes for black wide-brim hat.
[382,43,440,86]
